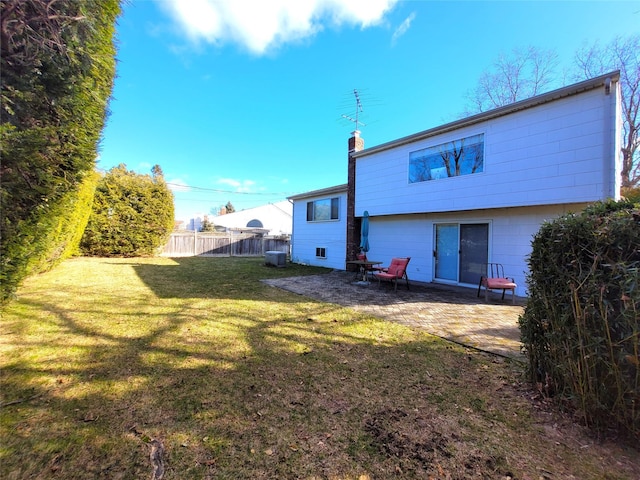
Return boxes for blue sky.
[98,0,639,222]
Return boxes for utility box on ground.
[265,251,286,267]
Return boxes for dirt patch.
[364,407,514,479]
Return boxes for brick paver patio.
[263,270,526,360]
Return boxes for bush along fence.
[162,232,290,257]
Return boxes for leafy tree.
[574,35,640,188]
[200,217,216,232]
[0,0,120,303]
[80,165,175,257]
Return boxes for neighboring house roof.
[208,200,293,235]
[353,71,620,158]
[287,184,348,201]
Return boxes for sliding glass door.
[434,223,489,285]
[434,224,458,281]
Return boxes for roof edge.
[287,183,348,201]
[354,70,620,157]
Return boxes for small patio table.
[346,260,383,283]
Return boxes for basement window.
[315,247,327,258]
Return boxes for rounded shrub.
[80,164,174,257]
[519,199,639,439]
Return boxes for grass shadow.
[1,257,638,479]
[132,256,331,300]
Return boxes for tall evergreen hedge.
[80,164,175,257]
[25,170,100,275]
[519,200,640,439]
[0,0,120,303]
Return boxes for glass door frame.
[434,223,459,284]
[433,221,490,286]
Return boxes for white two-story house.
[289,72,622,296]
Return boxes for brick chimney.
[346,130,364,267]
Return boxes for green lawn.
[1,256,638,479]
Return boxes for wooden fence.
[161,232,290,257]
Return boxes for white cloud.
[217,177,257,192]
[159,0,399,54]
[391,11,415,46]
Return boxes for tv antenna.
[341,89,366,131]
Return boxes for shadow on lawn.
[128,256,525,360]
[1,288,522,479]
[2,257,639,479]
[132,256,525,308]
[131,256,332,300]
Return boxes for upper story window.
[307,197,339,221]
[409,133,484,183]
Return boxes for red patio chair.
[477,263,517,304]
[374,257,411,292]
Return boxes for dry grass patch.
[1,257,638,479]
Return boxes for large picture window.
[409,133,484,183]
[306,197,339,221]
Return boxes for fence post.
[193,230,197,256]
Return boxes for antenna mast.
[341,89,366,132]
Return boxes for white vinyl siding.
[290,190,347,269]
[355,87,619,216]
[288,74,620,294]
[360,204,589,297]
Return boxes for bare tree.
[574,35,640,188]
[463,37,639,189]
[463,46,559,114]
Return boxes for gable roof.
[209,200,292,234]
[353,70,620,158]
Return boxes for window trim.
[306,197,340,222]
[409,133,485,184]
